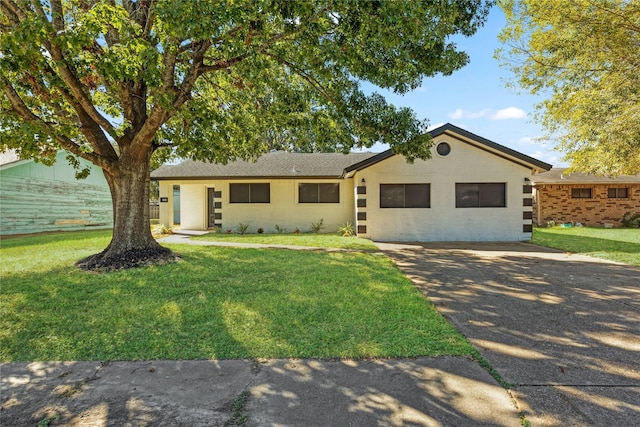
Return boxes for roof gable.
[345,123,552,174]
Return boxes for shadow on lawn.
[380,241,640,426]
[1,246,514,426]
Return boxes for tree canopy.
[497,0,640,176]
[0,0,491,269]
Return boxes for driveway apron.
[378,241,640,426]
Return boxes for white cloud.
[491,107,527,120]
[517,136,535,145]
[528,150,562,166]
[448,108,490,120]
[448,107,527,121]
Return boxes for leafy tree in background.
[497,0,640,176]
[1,0,491,270]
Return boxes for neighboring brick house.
[531,168,640,227]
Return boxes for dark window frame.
[380,183,431,208]
[571,188,592,199]
[455,183,506,208]
[436,142,451,156]
[229,183,271,204]
[298,183,340,204]
[607,188,629,199]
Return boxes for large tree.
[1,0,491,270]
[497,0,640,176]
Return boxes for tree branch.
[43,2,119,141]
[263,51,337,105]
[2,79,116,171]
[1,0,26,23]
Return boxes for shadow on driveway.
[378,241,640,426]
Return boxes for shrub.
[338,222,355,237]
[274,224,288,234]
[621,212,640,228]
[311,219,324,234]
[236,223,250,235]
[151,223,172,237]
[257,227,264,234]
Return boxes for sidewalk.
[158,232,328,251]
[1,357,522,426]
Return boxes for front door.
[207,188,216,228]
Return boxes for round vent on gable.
[436,142,451,156]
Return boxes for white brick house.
[152,124,551,242]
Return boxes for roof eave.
[151,174,348,181]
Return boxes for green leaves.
[497,0,640,175]
[1,0,491,166]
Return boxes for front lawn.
[0,230,474,362]
[532,227,640,266]
[191,232,378,250]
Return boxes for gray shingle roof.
[151,151,378,180]
[532,168,640,184]
[151,123,553,180]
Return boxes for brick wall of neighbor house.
[533,184,640,227]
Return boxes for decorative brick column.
[523,184,533,233]
[214,190,222,228]
[356,183,367,236]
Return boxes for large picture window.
[229,183,270,203]
[380,184,430,208]
[456,183,506,208]
[299,183,340,203]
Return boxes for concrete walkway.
[158,232,335,251]
[1,358,521,426]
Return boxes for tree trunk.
[76,151,176,271]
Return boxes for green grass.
[532,227,640,266]
[191,232,379,250]
[0,230,474,362]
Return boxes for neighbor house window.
[299,183,340,203]
[456,183,506,208]
[608,188,629,198]
[229,183,270,203]
[380,184,430,208]
[571,188,592,199]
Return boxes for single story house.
[0,150,113,236]
[151,123,552,242]
[531,168,640,227]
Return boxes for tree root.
[76,246,179,272]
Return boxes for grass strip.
[531,227,640,266]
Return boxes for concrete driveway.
[378,241,640,426]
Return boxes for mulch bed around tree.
[76,246,180,272]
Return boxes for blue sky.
[363,6,564,167]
